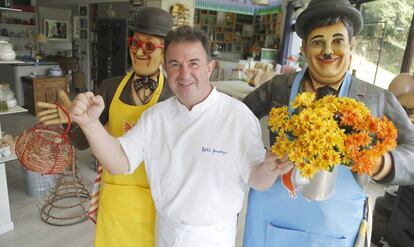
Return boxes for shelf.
[0,59,24,64]
[195,9,255,54]
[0,7,22,12]
[0,153,16,163]
[6,37,33,40]
[0,23,35,28]
[0,105,27,115]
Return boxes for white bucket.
[22,167,56,198]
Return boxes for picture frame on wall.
[73,16,80,39]
[44,19,69,40]
[130,0,143,6]
[80,30,87,40]
[80,6,87,16]
[80,18,87,29]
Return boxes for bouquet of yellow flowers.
[269,92,398,179]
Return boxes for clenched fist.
[70,92,105,128]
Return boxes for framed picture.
[80,18,87,29]
[80,30,87,40]
[130,0,143,6]
[44,19,69,40]
[73,16,80,39]
[80,6,87,16]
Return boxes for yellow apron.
[94,71,164,247]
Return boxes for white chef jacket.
[119,87,266,245]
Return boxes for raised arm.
[379,90,414,185]
[70,92,130,174]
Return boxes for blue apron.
[243,70,366,247]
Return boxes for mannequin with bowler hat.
[36,7,173,247]
[243,0,414,246]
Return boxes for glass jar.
[0,83,13,112]
[0,101,7,112]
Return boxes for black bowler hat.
[295,0,363,39]
[128,7,173,37]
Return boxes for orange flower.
[268,92,398,179]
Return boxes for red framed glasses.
[128,37,163,55]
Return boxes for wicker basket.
[15,104,75,174]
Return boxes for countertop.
[0,105,27,116]
[211,80,256,101]
[212,57,239,63]
[0,60,24,64]
[10,61,59,66]
[0,59,58,66]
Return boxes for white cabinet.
[0,105,27,235]
[0,154,17,234]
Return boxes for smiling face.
[129,32,164,76]
[302,21,354,85]
[164,41,214,110]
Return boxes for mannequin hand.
[371,152,392,180]
[263,152,294,177]
[371,155,384,176]
[70,91,104,128]
[36,90,72,125]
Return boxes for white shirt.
[119,87,265,226]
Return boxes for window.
[351,0,414,89]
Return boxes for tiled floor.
[0,111,387,247]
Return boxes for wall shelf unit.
[0,9,38,57]
[253,13,282,49]
[194,9,282,55]
[194,9,254,54]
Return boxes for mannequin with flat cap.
[36,7,173,247]
[243,0,414,246]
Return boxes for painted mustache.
[322,54,333,59]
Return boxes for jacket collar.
[347,76,367,100]
[292,70,367,99]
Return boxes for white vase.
[0,41,16,61]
